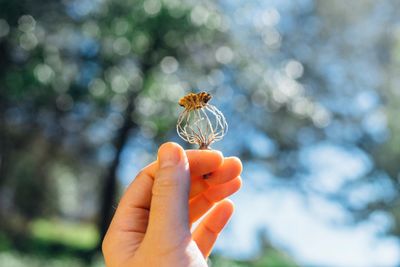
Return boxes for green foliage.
[210,248,299,267]
[0,0,225,227]
[0,232,12,251]
[0,251,105,267]
[30,219,99,250]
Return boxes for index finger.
[186,149,224,176]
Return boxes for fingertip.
[203,150,224,166]
[236,176,243,190]
[230,176,242,195]
[157,142,187,168]
[206,157,243,185]
[186,149,224,176]
[218,199,235,215]
[206,199,235,231]
[213,150,224,162]
[186,149,224,162]
[158,142,184,155]
[205,176,242,202]
[208,150,224,167]
[228,156,243,174]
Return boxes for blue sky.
[218,185,399,267]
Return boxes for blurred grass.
[0,250,298,267]
[0,251,105,267]
[29,219,99,250]
[0,232,12,251]
[0,219,298,266]
[210,248,298,267]
[0,219,102,266]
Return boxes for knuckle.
[152,167,187,196]
[153,175,179,195]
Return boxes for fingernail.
[158,143,181,168]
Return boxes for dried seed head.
[179,92,212,110]
[177,92,228,149]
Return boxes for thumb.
[147,142,191,238]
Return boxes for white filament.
[176,104,228,148]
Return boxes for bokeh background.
[1,0,400,266]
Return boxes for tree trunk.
[97,90,137,248]
[96,35,157,250]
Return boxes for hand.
[102,142,242,267]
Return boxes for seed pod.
[177,92,228,149]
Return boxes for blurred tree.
[94,0,228,242]
[210,233,298,267]
[2,0,400,265]
[0,0,231,251]
[222,0,400,246]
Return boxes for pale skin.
[102,142,243,267]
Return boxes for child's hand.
[102,142,242,267]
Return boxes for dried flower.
[177,92,228,149]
